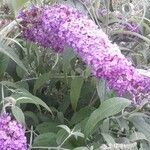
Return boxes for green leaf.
[56,129,68,145]
[83,67,91,78]
[129,117,150,142]
[63,47,75,73]
[99,143,137,150]
[17,97,52,114]
[11,106,25,125]
[24,111,39,126]
[58,125,71,134]
[140,141,150,150]
[33,72,51,94]
[57,112,64,124]
[16,66,26,78]
[116,118,129,131]
[58,95,70,114]
[33,132,57,146]
[10,0,29,15]
[0,54,9,78]
[100,118,109,133]
[101,133,116,144]
[72,131,84,138]
[0,43,27,73]
[96,80,107,101]
[128,112,148,118]
[70,106,95,125]
[16,81,29,90]
[84,97,131,136]
[70,77,84,111]
[36,122,59,134]
[130,132,148,142]
[14,89,52,114]
[73,147,89,150]
[0,81,18,89]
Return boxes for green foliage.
[11,105,25,125]
[0,54,9,79]
[9,0,29,15]
[0,0,150,149]
[84,97,131,136]
[13,88,52,114]
[33,132,57,146]
[70,77,84,111]
[129,116,150,142]
[36,121,59,134]
[33,72,51,94]
[0,43,27,73]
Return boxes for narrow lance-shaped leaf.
[101,133,116,144]
[96,80,107,101]
[129,132,148,142]
[58,125,71,134]
[10,0,29,15]
[11,106,25,126]
[62,47,75,73]
[33,72,51,94]
[129,116,150,142]
[0,54,9,78]
[70,77,84,111]
[0,43,27,73]
[33,132,57,146]
[13,89,52,114]
[84,97,131,136]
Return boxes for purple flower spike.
[0,113,27,150]
[19,4,150,105]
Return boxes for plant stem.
[58,133,72,148]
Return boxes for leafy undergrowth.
[0,0,150,150]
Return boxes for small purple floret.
[19,4,150,105]
[0,113,27,150]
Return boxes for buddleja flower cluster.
[19,4,150,105]
[0,113,27,150]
